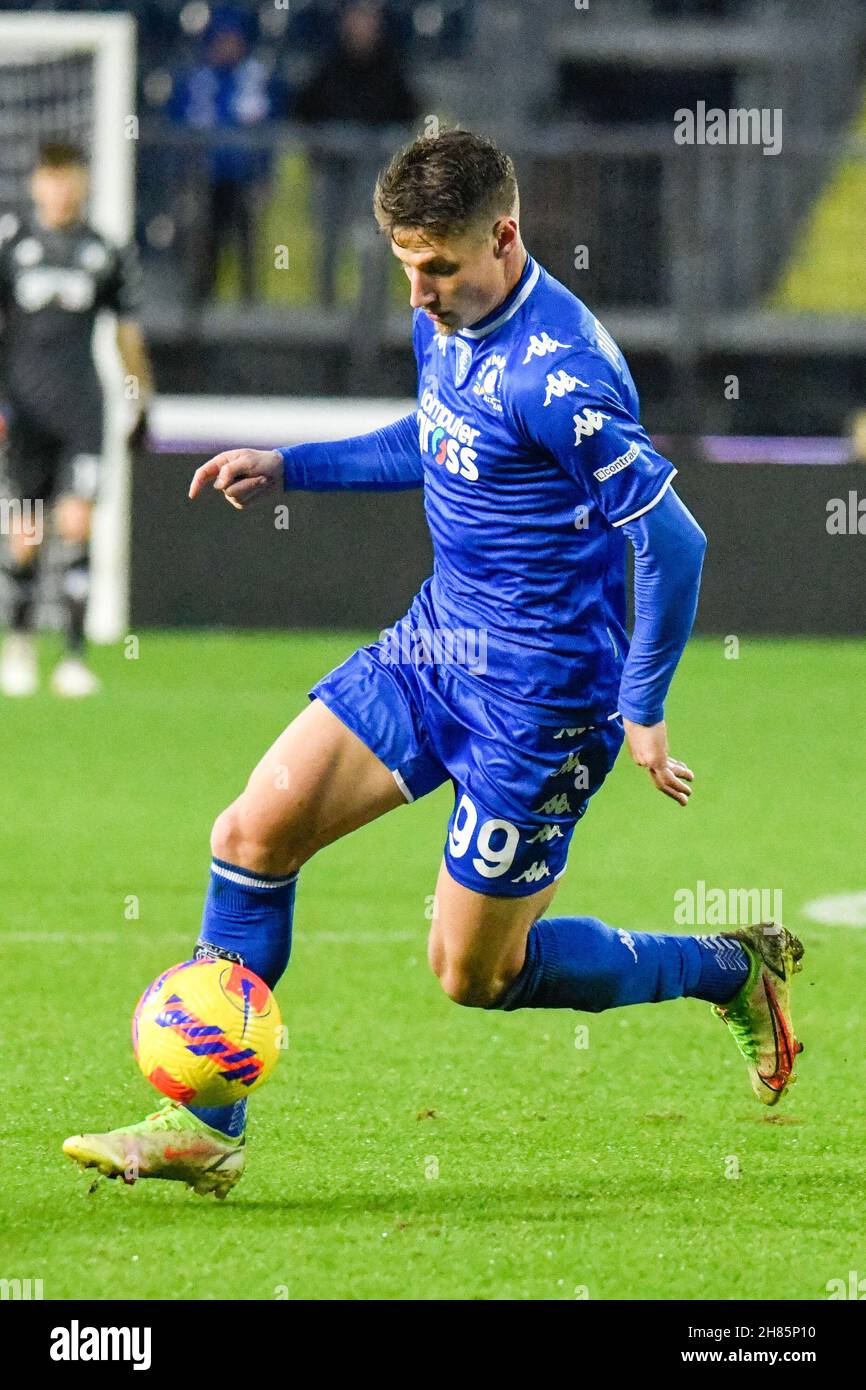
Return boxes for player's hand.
[126,407,149,451]
[622,718,694,806]
[188,448,283,511]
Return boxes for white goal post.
[0,12,136,641]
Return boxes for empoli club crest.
[454,337,473,387]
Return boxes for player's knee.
[55,497,92,544]
[436,962,514,1010]
[210,798,311,875]
[210,805,246,865]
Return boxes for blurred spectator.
[295,0,419,306]
[169,6,286,302]
[296,0,418,127]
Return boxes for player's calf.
[2,545,39,627]
[427,863,556,1009]
[50,495,100,694]
[198,759,324,1008]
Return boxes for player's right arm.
[188,412,423,510]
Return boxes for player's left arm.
[512,349,706,804]
[116,319,155,446]
[618,490,707,805]
[103,240,154,446]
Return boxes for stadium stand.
[3,0,866,430]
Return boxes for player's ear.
[493,217,518,259]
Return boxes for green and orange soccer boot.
[63,1099,244,1198]
[713,921,805,1105]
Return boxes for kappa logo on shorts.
[535,792,572,815]
[527,824,564,845]
[512,860,551,885]
[554,727,587,739]
[551,750,590,790]
[553,751,585,776]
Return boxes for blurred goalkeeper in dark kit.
[0,141,153,697]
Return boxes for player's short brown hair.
[374,129,518,243]
[36,141,87,171]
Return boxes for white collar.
[458,259,541,341]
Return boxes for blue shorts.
[309,620,624,898]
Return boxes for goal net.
[0,13,136,642]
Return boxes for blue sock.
[187,858,298,1138]
[497,916,750,1012]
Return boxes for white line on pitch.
[0,930,419,945]
[801,892,866,928]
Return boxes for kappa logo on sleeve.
[522,332,572,364]
[572,408,610,446]
[593,440,640,481]
[543,369,590,407]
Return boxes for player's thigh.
[213,696,407,871]
[3,416,53,560]
[428,858,559,1006]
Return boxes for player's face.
[391,220,519,335]
[31,165,88,228]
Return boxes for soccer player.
[64,132,803,1196]
[0,142,153,697]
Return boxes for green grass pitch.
[0,631,863,1300]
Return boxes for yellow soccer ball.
[132,959,282,1106]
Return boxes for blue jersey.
[279,252,702,730]
[407,253,676,722]
[279,251,704,891]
